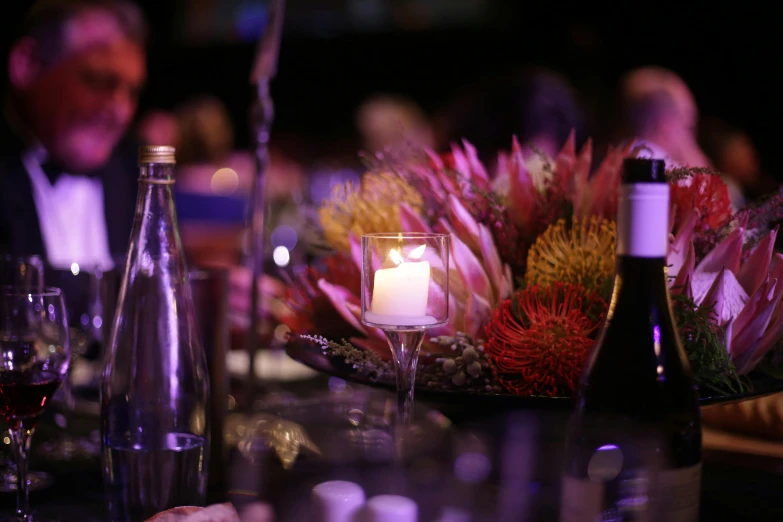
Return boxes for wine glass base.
[0,470,55,493]
[36,434,101,462]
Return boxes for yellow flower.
[319,173,424,252]
[526,217,616,293]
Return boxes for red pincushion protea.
[670,172,733,234]
[484,283,607,397]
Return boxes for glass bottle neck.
[139,163,175,184]
[128,162,182,265]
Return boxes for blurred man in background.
[613,66,744,207]
[614,66,710,167]
[355,94,435,154]
[0,0,147,270]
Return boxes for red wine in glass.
[0,371,63,424]
[1,287,70,519]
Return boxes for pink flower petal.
[317,279,368,336]
[462,139,489,182]
[348,235,364,272]
[695,226,744,275]
[553,129,576,192]
[584,142,632,218]
[571,138,593,216]
[398,203,432,234]
[496,151,509,179]
[732,279,783,374]
[741,302,783,373]
[700,268,749,325]
[448,194,481,252]
[450,232,493,304]
[671,241,695,292]
[425,148,444,170]
[738,226,778,295]
[769,253,783,282]
[507,136,538,230]
[499,265,513,302]
[465,293,493,339]
[435,217,455,236]
[478,224,504,299]
[732,277,777,337]
[668,210,698,279]
[436,168,460,196]
[450,142,471,178]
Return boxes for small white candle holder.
[361,233,450,426]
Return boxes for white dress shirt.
[22,147,114,272]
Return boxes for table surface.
[4,377,783,522]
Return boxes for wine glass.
[35,266,110,463]
[361,233,449,426]
[0,287,70,521]
[0,256,54,493]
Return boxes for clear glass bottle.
[101,146,210,522]
[560,158,702,522]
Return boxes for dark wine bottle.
[560,158,702,522]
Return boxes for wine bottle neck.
[616,183,669,258]
[614,255,669,280]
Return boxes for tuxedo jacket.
[0,114,139,263]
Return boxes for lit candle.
[366,245,436,326]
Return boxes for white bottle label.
[560,463,701,522]
[617,184,670,258]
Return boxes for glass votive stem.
[382,328,426,426]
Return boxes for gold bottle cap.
[138,145,176,164]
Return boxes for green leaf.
[671,293,748,396]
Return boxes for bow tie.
[39,160,67,185]
[39,160,101,185]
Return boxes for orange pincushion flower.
[484,283,607,397]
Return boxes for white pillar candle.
[370,258,430,318]
[312,481,366,522]
[365,495,418,522]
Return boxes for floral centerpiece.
[281,132,783,399]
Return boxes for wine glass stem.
[8,420,34,519]
[383,329,426,426]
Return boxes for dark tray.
[287,340,783,413]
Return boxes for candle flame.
[389,248,404,266]
[409,244,426,260]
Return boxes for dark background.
[2,0,780,174]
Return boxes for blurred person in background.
[700,116,779,203]
[436,68,586,193]
[355,93,435,153]
[0,0,147,270]
[136,107,180,149]
[436,68,586,160]
[171,95,257,269]
[168,95,310,342]
[612,66,744,207]
[613,66,709,167]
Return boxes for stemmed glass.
[361,233,449,426]
[0,256,54,493]
[0,287,70,521]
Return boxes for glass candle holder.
[361,233,450,425]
